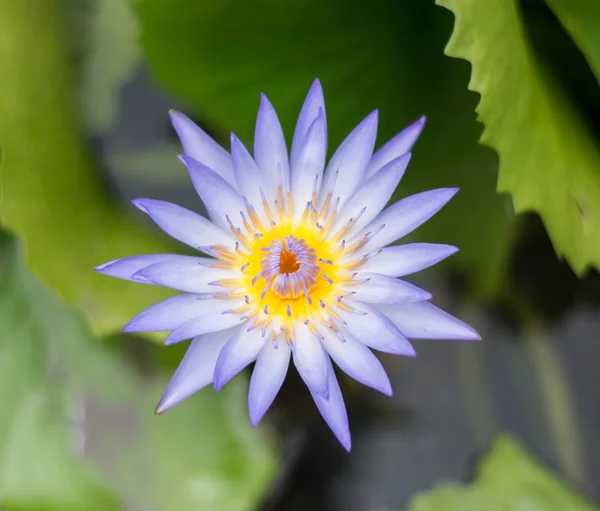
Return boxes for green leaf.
[0,230,124,510]
[79,0,141,132]
[438,0,600,275]
[405,436,597,511]
[0,230,277,511]
[136,0,513,296]
[0,0,176,337]
[544,0,600,83]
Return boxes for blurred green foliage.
[0,231,276,510]
[0,0,175,337]
[405,436,598,511]
[78,0,141,132]
[439,0,600,275]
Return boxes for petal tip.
[131,198,148,213]
[94,261,114,272]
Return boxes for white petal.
[213,327,266,391]
[334,300,415,355]
[95,254,195,283]
[165,299,246,344]
[364,116,425,181]
[124,294,221,332]
[319,111,378,209]
[309,357,351,451]
[291,79,326,171]
[134,258,239,293]
[170,111,235,186]
[179,155,246,231]
[376,302,481,340]
[156,328,235,413]
[254,94,289,198]
[291,111,326,222]
[358,243,458,277]
[230,133,267,218]
[351,188,458,253]
[248,339,291,427]
[132,198,234,251]
[332,153,411,235]
[349,272,431,304]
[315,322,392,395]
[292,322,329,398]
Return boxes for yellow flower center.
[207,181,371,341]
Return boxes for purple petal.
[134,259,238,293]
[335,300,415,355]
[316,322,392,396]
[309,358,351,452]
[353,188,458,253]
[333,153,411,234]
[213,327,266,391]
[230,133,265,216]
[170,111,235,186]
[292,322,329,398]
[165,299,246,344]
[124,294,221,332]
[349,273,432,304]
[248,339,291,427]
[179,155,245,231]
[319,110,378,209]
[291,110,326,222]
[291,79,327,171]
[155,328,235,413]
[254,94,289,197]
[359,243,458,277]
[376,302,481,340]
[364,116,425,180]
[95,254,195,283]
[132,198,234,251]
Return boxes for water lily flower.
[96,79,480,451]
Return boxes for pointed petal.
[95,254,193,283]
[335,300,415,355]
[179,155,246,231]
[132,198,234,251]
[292,322,329,398]
[309,358,351,451]
[333,153,411,234]
[349,273,431,304]
[291,79,326,170]
[376,302,481,340]
[254,94,289,198]
[352,188,458,253]
[165,299,246,344]
[123,294,221,332]
[291,110,326,222]
[315,322,392,396]
[319,111,378,209]
[170,111,235,186]
[213,327,266,391]
[230,133,266,217]
[248,338,291,427]
[133,258,239,293]
[364,116,425,180]
[156,328,234,413]
[359,243,458,277]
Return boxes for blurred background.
[1,0,600,509]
